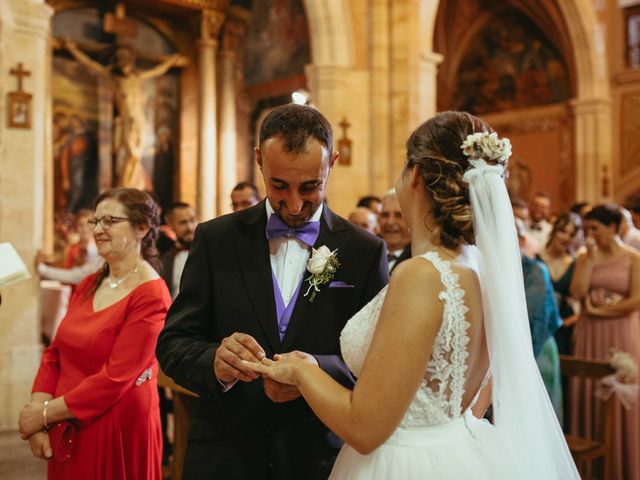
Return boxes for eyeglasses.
[88,216,130,230]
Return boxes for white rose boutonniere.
[304,246,339,302]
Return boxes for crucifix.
[338,117,352,165]
[54,1,188,188]
[7,62,32,129]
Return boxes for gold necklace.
[107,264,140,290]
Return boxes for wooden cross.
[339,117,351,138]
[104,1,137,39]
[10,63,30,92]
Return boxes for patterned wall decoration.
[452,10,571,115]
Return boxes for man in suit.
[160,202,198,299]
[379,189,411,273]
[156,104,388,480]
[231,181,261,212]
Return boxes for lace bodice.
[340,252,471,427]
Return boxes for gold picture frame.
[7,91,32,129]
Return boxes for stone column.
[571,98,614,202]
[217,15,246,216]
[410,50,443,130]
[0,0,53,430]
[197,8,224,221]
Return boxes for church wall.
[0,0,53,430]
[485,104,574,213]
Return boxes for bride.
[245,111,579,479]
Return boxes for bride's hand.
[243,356,303,386]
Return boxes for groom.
[156,104,388,479]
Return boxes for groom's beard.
[274,200,317,227]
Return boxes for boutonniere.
[304,246,340,302]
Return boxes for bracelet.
[43,400,50,430]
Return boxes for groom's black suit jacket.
[156,201,389,480]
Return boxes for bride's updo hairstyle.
[405,111,508,250]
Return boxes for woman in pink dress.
[570,203,640,480]
[18,188,171,480]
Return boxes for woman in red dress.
[19,188,171,480]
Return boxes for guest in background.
[348,207,377,235]
[569,204,640,480]
[161,202,197,300]
[19,188,170,480]
[570,201,592,219]
[357,195,382,217]
[516,219,563,422]
[36,209,103,286]
[512,197,540,257]
[626,201,640,229]
[619,206,640,251]
[528,191,553,248]
[537,211,583,430]
[231,181,260,212]
[379,189,411,273]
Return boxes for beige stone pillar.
[571,98,614,202]
[0,0,53,430]
[369,0,392,198]
[197,8,224,221]
[410,50,443,128]
[217,16,245,215]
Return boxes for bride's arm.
[250,258,444,454]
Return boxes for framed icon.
[7,91,32,129]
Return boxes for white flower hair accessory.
[461,132,512,164]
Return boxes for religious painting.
[243,0,311,86]
[52,55,100,214]
[452,11,571,115]
[51,8,181,215]
[7,92,31,129]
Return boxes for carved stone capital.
[221,15,247,52]
[201,7,226,41]
[10,0,53,40]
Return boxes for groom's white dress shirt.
[266,201,324,307]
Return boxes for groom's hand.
[262,350,318,403]
[263,377,301,403]
[214,333,265,383]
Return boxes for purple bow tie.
[266,215,320,246]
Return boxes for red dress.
[32,274,171,480]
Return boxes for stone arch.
[422,0,611,202]
[302,0,355,68]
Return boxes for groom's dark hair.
[259,104,333,154]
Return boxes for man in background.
[357,195,382,217]
[527,191,553,249]
[231,181,260,212]
[161,202,198,299]
[619,206,640,251]
[379,189,411,273]
[348,207,377,235]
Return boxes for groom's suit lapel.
[281,206,347,352]
[235,202,281,353]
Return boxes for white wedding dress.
[330,251,518,479]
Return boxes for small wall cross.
[10,63,31,92]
